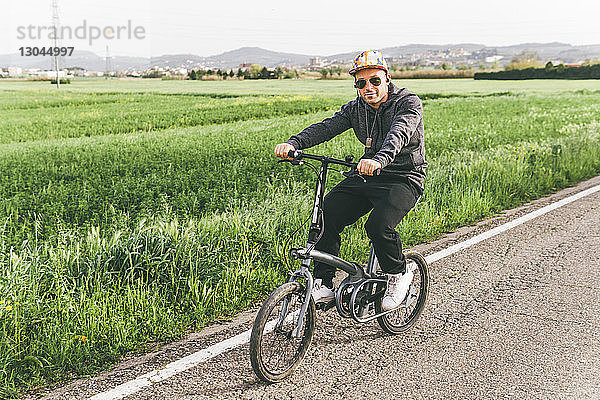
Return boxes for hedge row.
[474,64,600,80]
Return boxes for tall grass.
[0,183,311,397]
[0,91,345,143]
[2,92,599,246]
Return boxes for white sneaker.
[311,279,335,303]
[381,268,414,311]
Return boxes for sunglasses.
[354,76,382,89]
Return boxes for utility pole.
[105,45,112,78]
[51,0,61,89]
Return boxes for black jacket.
[286,82,427,191]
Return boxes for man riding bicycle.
[274,50,427,311]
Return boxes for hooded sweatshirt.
[286,82,427,192]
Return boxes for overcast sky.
[3,0,599,58]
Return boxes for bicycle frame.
[276,150,393,337]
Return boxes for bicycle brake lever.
[278,159,304,166]
[342,168,366,183]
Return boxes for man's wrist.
[371,154,388,169]
[286,139,300,150]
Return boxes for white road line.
[89,182,600,400]
[89,312,300,400]
[424,183,600,264]
[89,329,251,400]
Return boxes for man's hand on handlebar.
[357,159,382,176]
[274,147,381,177]
[275,143,295,159]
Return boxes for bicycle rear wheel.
[376,251,429,334]
[250,281,316,383]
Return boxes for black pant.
[313,175,420,286]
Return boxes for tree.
[229,69,235,78]
[188,69,197,80]
[545,61,554,71]
[260,67,270,79]
[284,68,299,79]
[275,66,283,79]
[320,68,329,79]
[505,51,542,70]
[249,64,262,79]
[237,68,243,78]
[142,70,162,78]
[582,58,600,66]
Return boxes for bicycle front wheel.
[250,281,316,383]
[376,251,429,334]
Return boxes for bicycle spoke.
[272,340,287,371]
[259,292,307,374]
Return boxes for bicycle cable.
[274,159,354,270]
[298,162,326,255]
[274,160,323,271]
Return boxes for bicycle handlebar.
[287,150,381,176]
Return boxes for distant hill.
[145,54,205,69]
[203,47,311,68]
[0,50,149,71]
[2,43,599,71]
[325,43,487,61]
[0,47,311,71]
[327,42,600,63]
[492,42,600,61]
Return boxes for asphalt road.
[27,176,600,400]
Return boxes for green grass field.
[1,78,599,397]
[3,77,600,95]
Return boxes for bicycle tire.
[375,251,429,334]
[250,281,316,383]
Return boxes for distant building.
[65,67,87,77]
[40,70,67,78]
[308,57,323,71]
[485,55,504,63]
[21,70,67,78]
[1,67,23,76]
